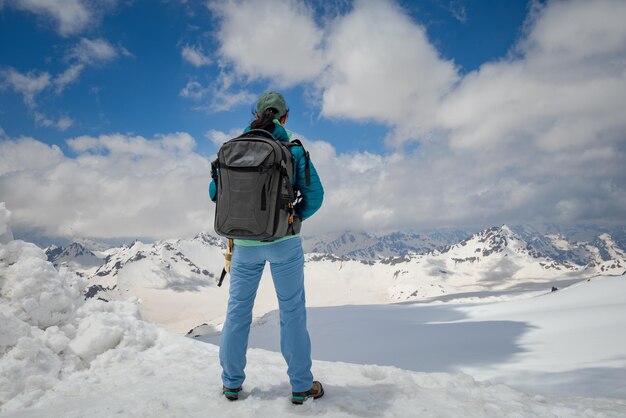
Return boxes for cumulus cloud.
[1,123,625,240]
[181,45,211,67]
[203,0,626,232]
[437,0,626,153]
[2,0,625,239]
[0,133,213,239]
[208,0,458,143]
[320,0,458,145]
[0,136,64,175]
[209,0,326,86]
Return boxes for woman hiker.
[209,91,325,404]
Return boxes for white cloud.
[209,0,326,86]
[0,133,213,239]
[0,136,64,175]
[0,68,50,108]
[2,123,625,240]
[6,0,120,36]
[301,135,626,233]
[3,0,626,238]
[520,0,626,64]
[34,112,74,131]
[181,45,211,67]
[203,0,626,231]
[208,0,458,143]
[54,63,85,93]
[179,80,207,100]
[448,0,467,23]
[436,0,626,155]
[8,0,92,36]
[180,71,256,112]
[205,128,242,147]
[321,0,458,145]
[208,87,256,112]
[1,37,127,129]
[1,38,124,112]
[53,38,127,94]
[69,38,119,65]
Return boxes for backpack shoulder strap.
[287,139,311,186]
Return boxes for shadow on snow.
[201,303,534,374]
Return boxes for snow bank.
[0,236,162,410]
[3,337,626,418]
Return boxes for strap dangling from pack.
[289,139,311,186]
[211,159,219,182]
[217,268,227,287]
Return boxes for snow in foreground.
[1,206,626,417]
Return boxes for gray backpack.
[211,129,310,241]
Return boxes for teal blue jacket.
[209,122,324,221]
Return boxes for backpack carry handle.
[241,129,275,139]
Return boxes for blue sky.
[1,0,625,240]
[0,0,529,156]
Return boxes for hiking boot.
[223,386,242,401]
[291,381,324,405]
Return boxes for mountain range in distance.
[43,224,626,335]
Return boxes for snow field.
[229,274,626,399]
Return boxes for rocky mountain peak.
[443,225,528,258]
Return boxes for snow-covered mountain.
[45,242,104,273]
[512,224,626,265]
[82,232,228,332]
[89,232,224,294]
[51,224,624,335]
[302,229,471,260]
[373,225,587,302]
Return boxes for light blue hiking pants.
[219,237,313,392]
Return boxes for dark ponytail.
[251,108,279,131]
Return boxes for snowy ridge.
[513,224,626,266]
[302,229,470,260]
[383,225,586,302]
[303,225,626,266]
[90,232,224,289]
[45,242,103,273]
[592,233,626,261]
